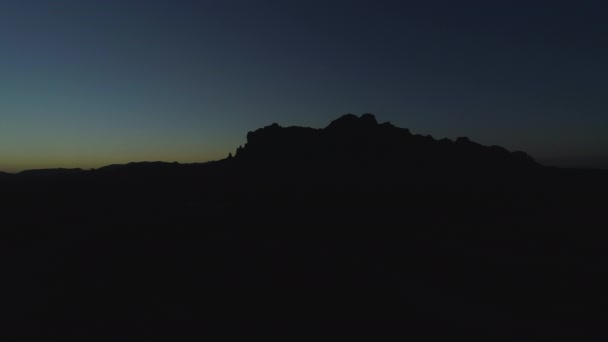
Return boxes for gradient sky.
[1,0,607,172]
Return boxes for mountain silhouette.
[6,114,538,183]
[234,113,537,169]
[1,114,608,339]
[96,161,182,172]
[17,168,85,178]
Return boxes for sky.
[1,0,607,172]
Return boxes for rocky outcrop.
[233,113,539,170]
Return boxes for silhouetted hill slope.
[17,168,84,178]
[96,161,181,172]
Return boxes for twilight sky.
[1,0,607,172]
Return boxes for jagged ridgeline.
[233,113,537,169]
[0,113,538,181]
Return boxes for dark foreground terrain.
[2,114,607,338]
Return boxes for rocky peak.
[326,113,379,130]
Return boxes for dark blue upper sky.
[1,0,607,171]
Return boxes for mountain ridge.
[233,113,538,170]
[2,113,540,177]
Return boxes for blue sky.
[1,0,607,171]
